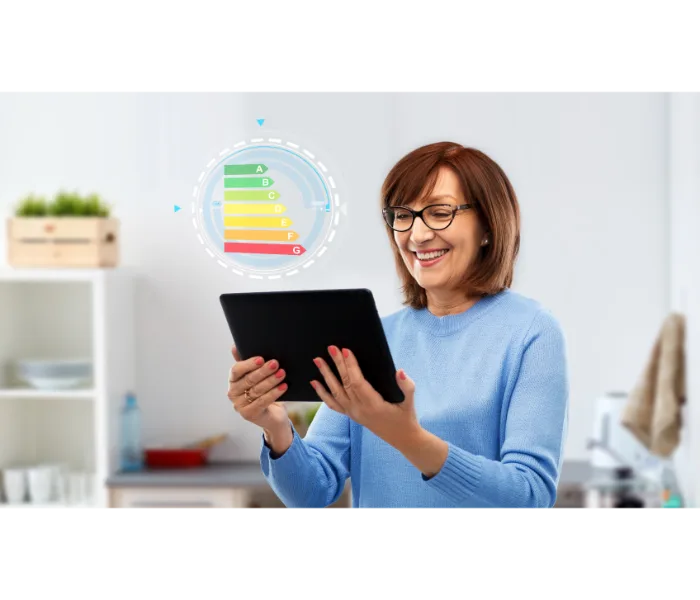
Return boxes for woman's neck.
[425,290,481,317]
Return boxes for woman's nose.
[410,216,435,244]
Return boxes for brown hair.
[381,141,520,309]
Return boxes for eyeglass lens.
[383,205,455,231]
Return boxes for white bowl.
[22,376,89,390]
[16,359,92,390]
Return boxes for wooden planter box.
[7,218,120,268]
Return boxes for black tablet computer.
[219,288,403,403]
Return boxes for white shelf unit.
[0,268,134,508]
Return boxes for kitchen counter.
[107,459,595,489]
[559,460,592,485]
[105,459,655,508]
[106,462,268,489]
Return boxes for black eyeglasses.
[382,203,472,232]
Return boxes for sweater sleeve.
[424,309,569,507]
[260,403,351,507]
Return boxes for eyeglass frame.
[382,203,473,232]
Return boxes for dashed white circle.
[191,139,343,279]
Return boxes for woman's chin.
[414,273,448,292]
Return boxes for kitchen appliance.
[590,391,660,470]
[585,392,667,507]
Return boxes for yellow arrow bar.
[224,229,300,242]
[223,203,286,215]
[224,216,293,228]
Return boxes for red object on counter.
[144,447,208,469]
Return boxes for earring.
[481,238,489,246]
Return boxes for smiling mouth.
[413,248,450,264]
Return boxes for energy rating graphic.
[191,137,345,278]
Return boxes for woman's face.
[393,167,486,295]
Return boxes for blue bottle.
[120,392,143,472]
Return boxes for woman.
[227,141,569,508]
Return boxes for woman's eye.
[431,212,452,219]
[395,213,410,220]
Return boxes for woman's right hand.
[227,346,291,437]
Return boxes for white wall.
[668,93,700,505]
[0,93,670,462]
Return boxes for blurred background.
[0,92,697,508]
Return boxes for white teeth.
[416,249,448,260]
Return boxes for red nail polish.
[329,346,338,357]
[275,369,285,379]
[255,357,264,366]
[278,383,287,391]
[342,348,350,358]
[399,370,407,380]
[313,358,322,368]
[310,381,317,389]
[268,360,278,370]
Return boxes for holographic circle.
[191,139,342,279]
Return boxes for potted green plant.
[304,404,321,426]
[8,190,119,268]
[289,403,322,437]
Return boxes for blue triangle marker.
[257,118,265,126]
[174,205,181,213]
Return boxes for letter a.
[256,165,263,173]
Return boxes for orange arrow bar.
[224,229,300,242]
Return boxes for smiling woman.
[381,142,520,312]
[228,141,569,508]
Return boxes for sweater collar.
[411,289,508,336]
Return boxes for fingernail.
[278,383,287,391]
[313,358,322,368]
[275,369,285,379]
[342,348,350,358]
[399,370,407,381]
[328,346,337,357]
[255,357,264,366]
[310,381,317,389]
[268,360,278,370]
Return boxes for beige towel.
[621,313,686,457]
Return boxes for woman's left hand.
[310,346,420,450]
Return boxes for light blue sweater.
[260,289,569,508]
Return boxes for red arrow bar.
[224,242,307,255]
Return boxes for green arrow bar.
[224,164,268,175]
[224,190,281,201]
[224,177,274,188]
